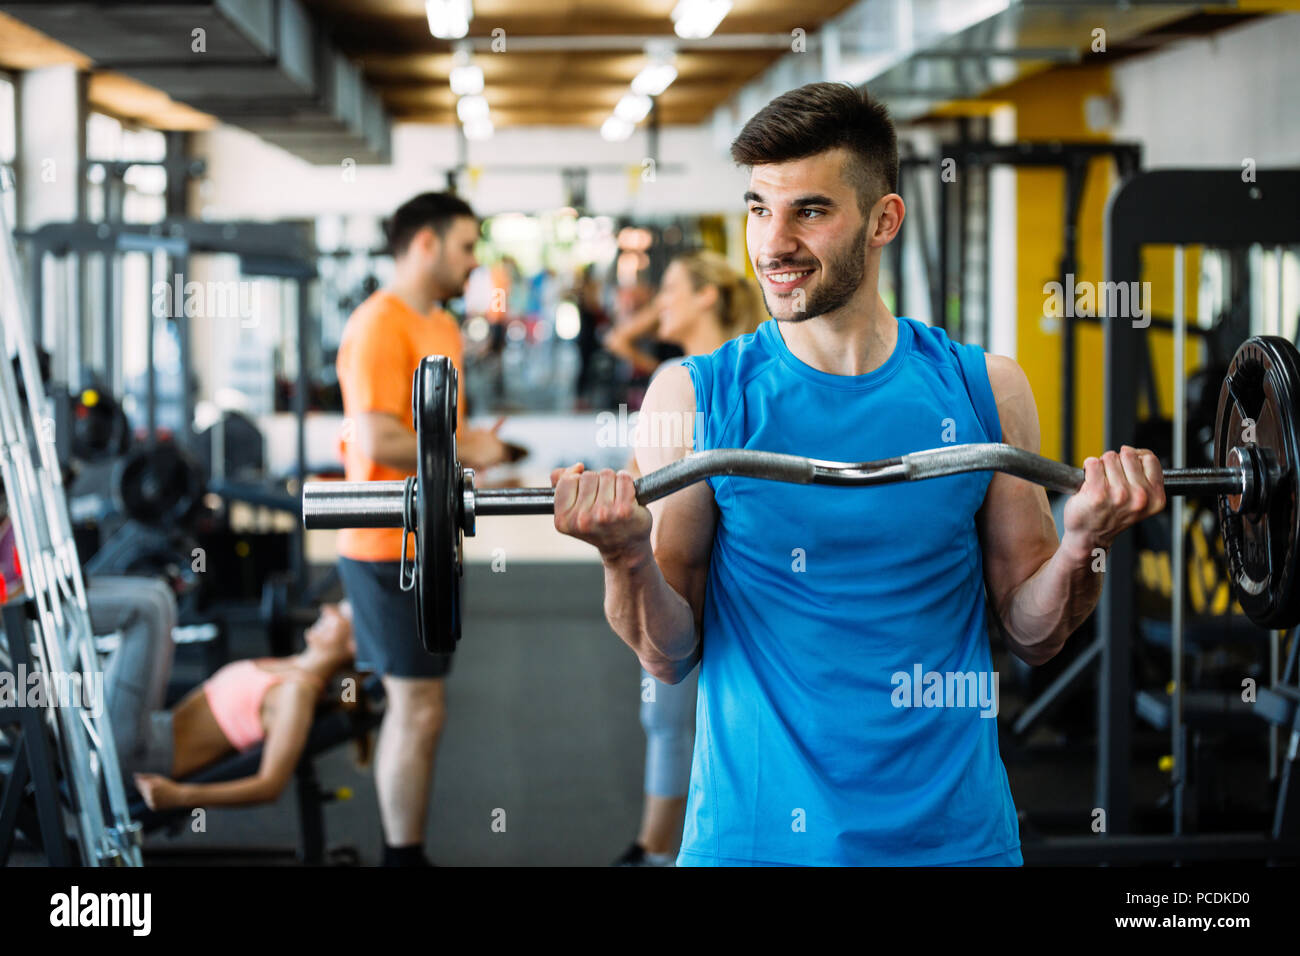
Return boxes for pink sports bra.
[202,659,324,751]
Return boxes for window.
[85,111,166,223]
[0,74,16,228]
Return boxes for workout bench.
[130,679,385,866]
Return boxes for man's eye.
[748,206,768,217]
[801,209,825,219]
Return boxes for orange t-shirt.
[335,290,466,562]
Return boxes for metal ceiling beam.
[461,33,806,53]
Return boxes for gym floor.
[154,563,644,867]
[8,562,1265,867]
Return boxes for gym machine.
[21,218,322,603]
[1018,168,1300,863]
[0,185,141,866]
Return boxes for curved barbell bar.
[303,443,1247,531]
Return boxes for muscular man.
[553,83,1165,866]
[336,192,508,867]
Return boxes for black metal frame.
[19,218,319,592]
[130,701,377,866]
[895,141,1142,452]
[1022,168,1300,865]
[0,600,78,865]
[939,141,1142,462]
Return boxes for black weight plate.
[70,388,130,461]
[1214,336,1300,629]
[413,356,462,654]
[114,443,205,527]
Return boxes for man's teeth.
[769,270,812,282]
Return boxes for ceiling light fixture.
[614,92,653,123]
[600,116,634,142]
[631,44,678,97]
[456,93,489,123]
[450,43,484,95]
[671,0,731,40]
[426,0,472,40]
[463,116,494,140]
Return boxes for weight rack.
[0,184,141,866]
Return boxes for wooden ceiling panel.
[303,0,856,128]
[0,11,90,69]
[306,1,853,49]
[88,73,217,131]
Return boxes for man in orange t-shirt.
[336,192,509,867]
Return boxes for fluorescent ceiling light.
[450,63,484,96]
[427,0,472,40]
[601,116,634,142]
[631,62,677,97]
[450,43,484,95]
[671,0,731,40]
[614,92,653,123]
[457,94,489,122]
[463,116,494,140]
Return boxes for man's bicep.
[978,354,1058,608]
[637,364,715,615]
[339,317,411,420]
[649,486,716,620]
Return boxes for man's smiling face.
[745,147,870,323]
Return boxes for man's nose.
[758,216,800,264]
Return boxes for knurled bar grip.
[897,444,1241,496]
[302,443,1244,530]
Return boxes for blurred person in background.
[610,249,767,866]
[574,265,612,406]
[604,281,677,408]
[336,191,511,867]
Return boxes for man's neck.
[776,289,898,377]
[387,277,440,317]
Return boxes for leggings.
[639,664,699,798]
[89,576,176,778]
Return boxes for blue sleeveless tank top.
[677,316,1022,866]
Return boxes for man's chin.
[765,298,816,323]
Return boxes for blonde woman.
[612,249,766,865]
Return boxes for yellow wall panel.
[997,66,1113,464]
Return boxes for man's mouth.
[762,267,816,293]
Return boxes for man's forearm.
[370,426,492,472]
[369,430,418,473]
[999,536,1103,665]
[603,542,698,683]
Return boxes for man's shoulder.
[340,293,419,358]
[344,291,411,334]
[983,353,1032,406]
[684,322,772,381]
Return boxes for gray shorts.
[338,557,453,679]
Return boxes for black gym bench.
[130,677,385,866]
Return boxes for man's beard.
[432,262,469,301]
[761,223,868,323]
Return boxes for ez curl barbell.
[302,336,1300,655]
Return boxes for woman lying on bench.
[132,603,356,810]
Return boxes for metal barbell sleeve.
[303,480,406,529]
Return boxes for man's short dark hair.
[383,192,478,257]
[730,82,898,214]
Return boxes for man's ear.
[869,193,905,247]
[413,224,440,259]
